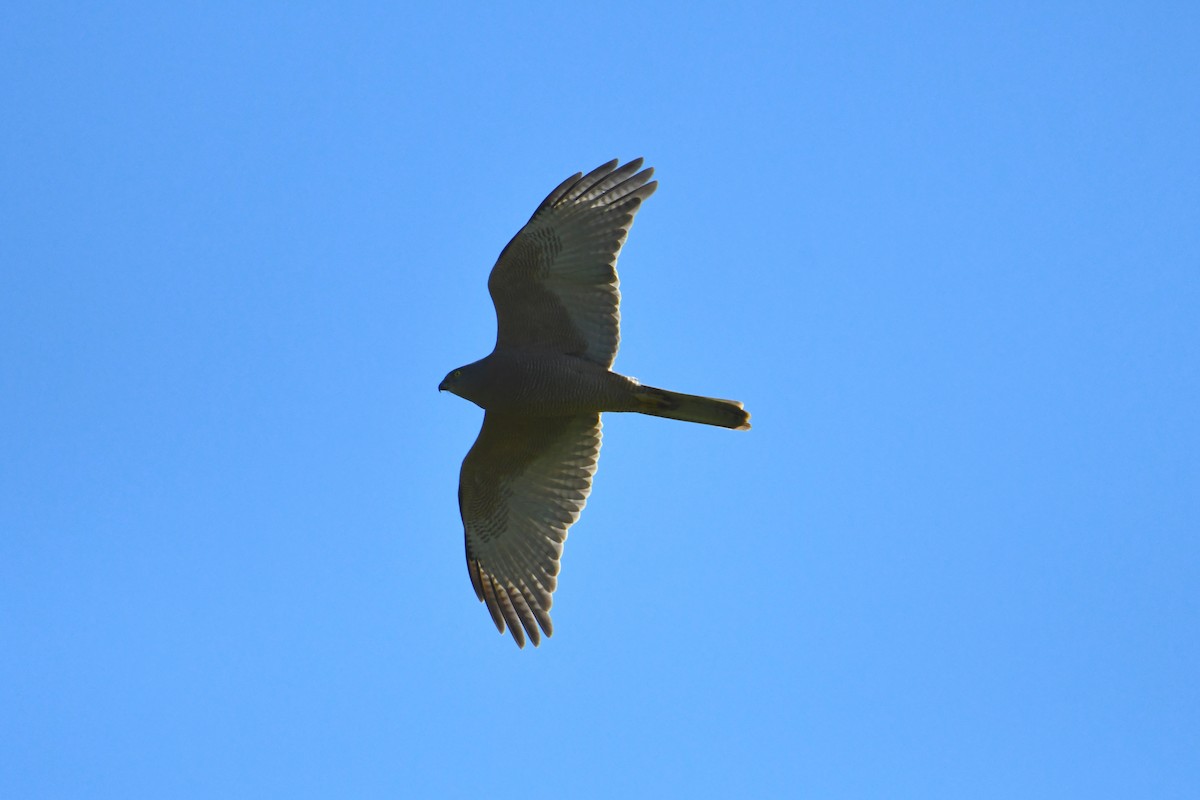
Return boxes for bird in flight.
[440,159,750,647]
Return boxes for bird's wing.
[458,411,602,647]
[488,159,657,369]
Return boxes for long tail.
[633,386,751,430]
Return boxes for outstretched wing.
[488,159,657,369]
[458,412,602,647]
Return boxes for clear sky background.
[3,3,1197,798]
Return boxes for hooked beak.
[438,380,447,392]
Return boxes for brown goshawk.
[440,159,750,647]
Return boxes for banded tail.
[634,386,751,430]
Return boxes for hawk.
[440,159,750,647]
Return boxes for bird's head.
[438,361,486,406]
[438,367,465,394]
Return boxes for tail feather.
[634,386,751,430]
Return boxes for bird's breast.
[476,350,635,416]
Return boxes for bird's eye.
[453,369,463,379]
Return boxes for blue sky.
[2,2,1197,797]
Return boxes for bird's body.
[441,159,749,647]
[444,349,640,416]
